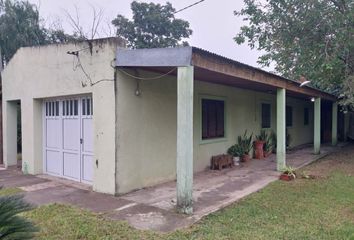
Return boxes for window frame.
[199,95,227,144]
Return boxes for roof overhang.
[116,47,193,67]
[116,47,337,101]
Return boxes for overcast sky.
[28,0,267,69]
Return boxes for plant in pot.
[237,131,253,162]
[270,130,277,153]
[263,133,273,157]
[227,144,243,165]
[227,144,240,165]
[254,130,267,159]
[279,166,297,181]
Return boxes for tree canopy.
[235,0,354,109]
[112,1,192,49]
[0,0,77,66]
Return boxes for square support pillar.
[332,102,338,146]
[314,97,321,154]
[176,66,194,214]
[276,88,286,171]
[3,101,18,168]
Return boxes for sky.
[28,0,266,69]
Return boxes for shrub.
[0,188,38,239]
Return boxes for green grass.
[0,187,23,196]
[10,148,354,239]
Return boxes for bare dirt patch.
[301,144,354,178]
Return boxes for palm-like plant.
[237,130,253,155]
[0,187,38,240]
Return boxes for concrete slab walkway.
[0,144,342,232]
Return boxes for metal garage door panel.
[44,97,93,184]
[46,150,61,175]
[46,119,61,149]
[63,119,80,151]
[82,154,93,182]
[82,118,93,153]
[63,152,80,180]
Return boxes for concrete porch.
[0,144,342,232]
[117,144,339,228]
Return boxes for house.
[2,38,349,214]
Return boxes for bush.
[0,188,38,239]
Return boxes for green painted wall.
[116,70,315,194]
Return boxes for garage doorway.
[43,96,93,184]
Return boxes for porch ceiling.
[121,66,330,102]
[116,47,337,102]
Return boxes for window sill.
[200,137,228,145]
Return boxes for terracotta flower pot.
[240,154,250,162]
[254,141,265,159]
[264,151,272,158]
[279,174,295,181]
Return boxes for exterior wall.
[116,70,315,194]
[2,38,124,194]
[346,112,354,139]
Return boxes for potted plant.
[227,144,243,165]
[254,130,267,159]
[270,130,277,153]
[279,166,296,181]
[237,131,253,162]
[263,133,273,157]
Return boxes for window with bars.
[261,103,271,128]
[45,101,59,117]
[286,106,293,127]
[63,100,78,117]
[202,99,225,140]
[82,98,93,116]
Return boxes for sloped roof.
[116,46,337,101]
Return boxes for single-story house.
[2,38,350,213]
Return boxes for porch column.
[276,88,286,171]
[3,101,18,167]
[176,66,194,214]
[332,102,338,146]
[314,97,321,154]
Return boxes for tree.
[112,1,192,49]
[0,188,38,239]
[0,0,46,65]
[0,0,77,66]
[64,5,106,40]
[235,0,354,110]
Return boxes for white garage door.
[44,96,93,184]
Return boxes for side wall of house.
[2,39,122,194]
[116,70,314,194]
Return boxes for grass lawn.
[4,146,354,239]
[0,187,23,196]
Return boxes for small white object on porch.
[176,66,194,214]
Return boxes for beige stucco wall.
[2,38,123,194]
[116,70,315,194]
